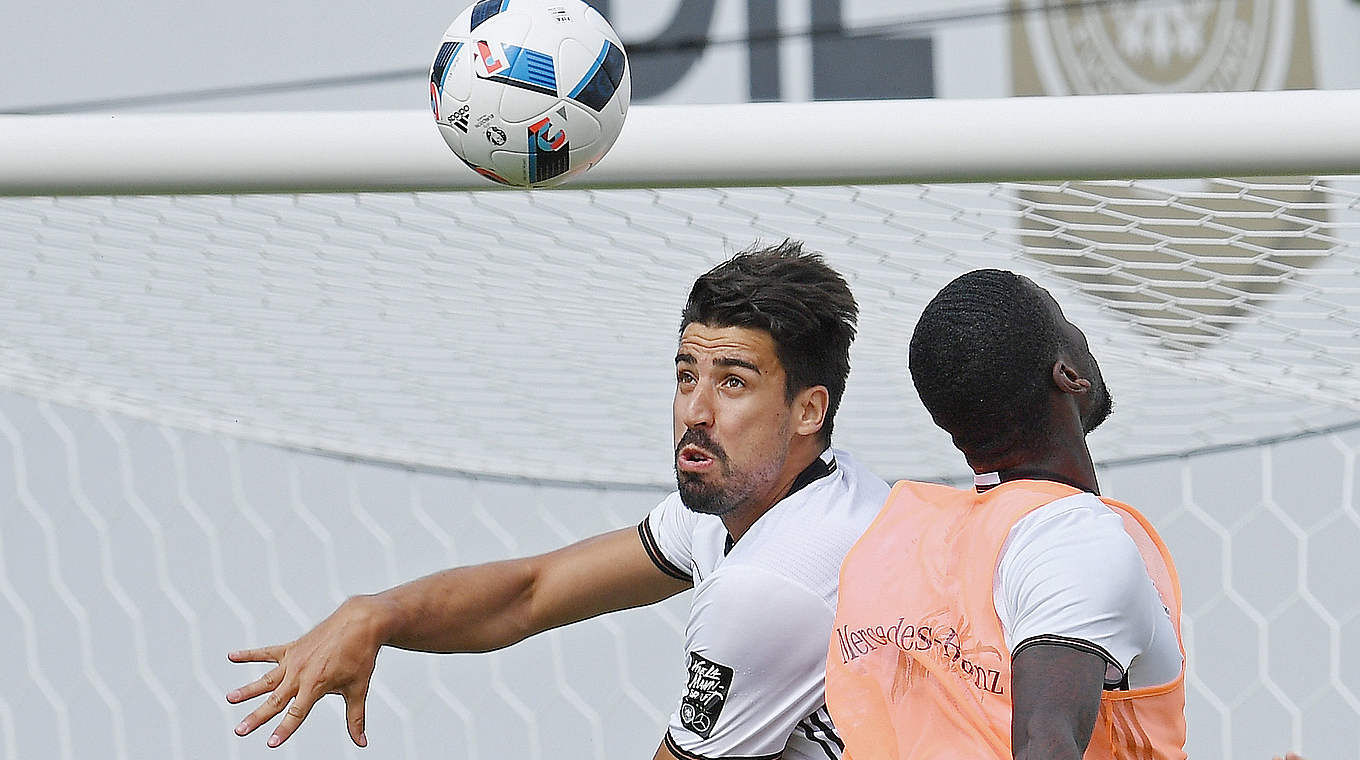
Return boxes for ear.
[792,385,829,437]
[1051,359,1092,395]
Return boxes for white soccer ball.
[430,0,631,188]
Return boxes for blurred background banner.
[5,0,1359,113]
[1011,0,1318,94]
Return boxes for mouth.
[676,444,716,473]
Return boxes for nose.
[680,382,716,430]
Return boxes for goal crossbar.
[3,89,1360,196]
[1,88,1359,760]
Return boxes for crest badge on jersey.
[680,652,733,739]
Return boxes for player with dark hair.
[908,269,1112,467]
[827,269,1185,760]
[229,241,888,759]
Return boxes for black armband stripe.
[664,731,782,760]
[1012,634,1129,690]
[638,519,692,583]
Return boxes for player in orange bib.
[826,269,1186,760]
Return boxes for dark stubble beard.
[1082,357,1114,434]
[674,427,786,517]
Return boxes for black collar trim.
[725,451,837,555]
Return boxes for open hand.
[227,596,391,748]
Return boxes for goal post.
[3,89,1360,195]
[0,91,1358,760]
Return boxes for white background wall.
[1,388,1357,759]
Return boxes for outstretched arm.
[653,742,683,760]
[227,525,690,748]
[1010,643,1104,760]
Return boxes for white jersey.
[640,447,889,760]
[993,490,1183,689]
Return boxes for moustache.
[675,428,728,464]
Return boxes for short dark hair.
[908,269,1065,461]
[681,240,858,444]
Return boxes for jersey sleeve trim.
[639,518,693,583]
[1012,633,1129,690]
[664,730,782,760]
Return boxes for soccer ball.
[430,0,631,188]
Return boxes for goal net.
[0,91,1357,759]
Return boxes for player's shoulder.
[646,488,703,532]
[1007,490,1129,548]
[741,449,886,547]
[778,447,889,525]
[825,446,892,501]
[720,448,889,600]
[1000,490,1150,595]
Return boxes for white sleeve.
[665,566,834,759]
[994,493,1164,687]
[640,492,697,584]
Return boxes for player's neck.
[969,435,1100,495]
[720,439,825,542]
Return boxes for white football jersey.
[993,491,1183,690]
[640,447,889,760]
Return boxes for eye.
[721,375,745,389]
[677,370,696,385]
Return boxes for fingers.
[226,665,284,704]
[264,687,324,748]
[234,677,298,739]
[344,686,369,748]
[228,645,286,664]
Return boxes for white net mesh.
[1100,425,1360,760]
[0,393,683,760]
[0,394,1355,759]
[0,176,1358,759]
[2,179,1357,486]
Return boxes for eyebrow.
[674,353,761,374]
[716,357,761,373]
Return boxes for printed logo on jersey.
[835,615,1006,697]
[680,652,733,739]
